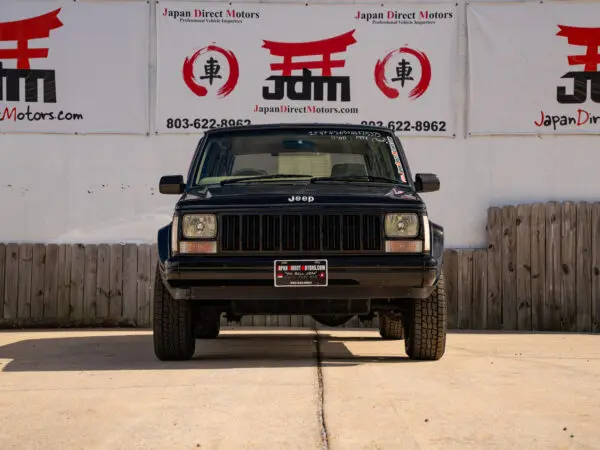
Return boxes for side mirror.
[414,173,440,193]
[159,175,185,195]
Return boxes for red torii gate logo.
[0,8,63,103]
[261,30,357,102]
[556,25,600,104]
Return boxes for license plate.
[274,259,328,287]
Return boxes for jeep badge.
[288,195,314,203]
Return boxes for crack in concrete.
[313,328,330,450]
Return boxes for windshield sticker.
[385,187,404,197]
[387,136,407,183]
[307,130,383,137]
[385,188,416,199]
[355,135,387,142]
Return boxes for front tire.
[153,265,195,361]
[404,272,447,361]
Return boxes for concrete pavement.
[0,329,599,449]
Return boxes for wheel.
[404,272,447,361]
[153,265,195,361]
[378,314,404,340]
[194,307,221,339]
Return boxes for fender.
[157,223,172,267]
[430,220,444,281]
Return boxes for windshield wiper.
[310,175,400,184]
[220,174,312,185]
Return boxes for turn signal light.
[385,240,423,253]
[179,241,217,254]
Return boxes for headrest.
[330,163,367,177]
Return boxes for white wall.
[1,0,599,248]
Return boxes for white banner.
[156,1,457,136]
[468,1,600,135]
[0,1,149,134]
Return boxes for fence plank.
[530,204,546,331]
[17,244,33,319]
[443,249,459,329]
[109,244,124,320]
[265,315,279,327]
[57,245,72,320]
[486,207,502,329]
[83,245,98,319]
[96,244,111,319]
[457,251,473,329]
[516,204,532,331]
[278,314,291,328]
[290,314,303,328]
[70,244,85,320]
[4,244,19,320]
[122,244,138,324]
[30,244,46,320]
[591,203,600,333]
[471,250,487,330]
[545,202,561,330]
[136,245,152,327]
[501,206,517,330]
[576,202,592,332]
[291,315,302,328]
[253,314,266,327]
[241,314,253,327]
[0,244,5,320]
[560,202,577,331]
[43,244,59,319]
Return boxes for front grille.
[219,213,383,253]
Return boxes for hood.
[176,182,424,209]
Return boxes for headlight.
[384,213,419,238]
[182,214,217,238]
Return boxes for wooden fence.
[445,200,600,333]
[0,201,598,332]
[0,243,157,328]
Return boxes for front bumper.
[160,254,440,301]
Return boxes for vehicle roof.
[202,122,396,136]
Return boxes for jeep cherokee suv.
[154,123,446,361]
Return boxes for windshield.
[191,129,408,186]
